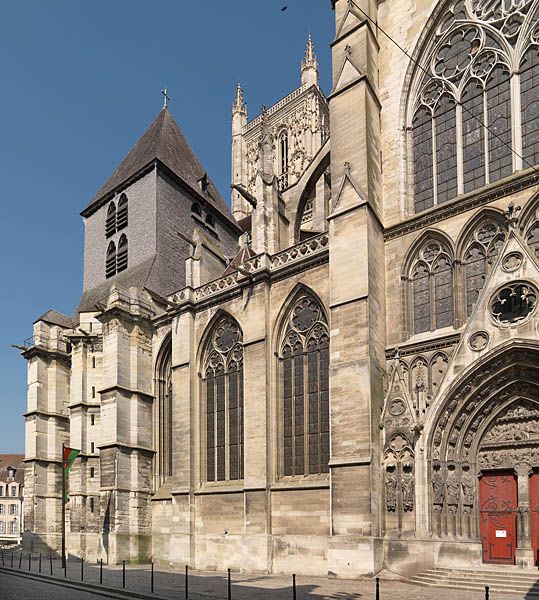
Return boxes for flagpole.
[61,442,66,569]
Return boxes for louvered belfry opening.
[105,241,116,278]
[116,193,128,230]
[117,234,128,273]
[105,202,116,238]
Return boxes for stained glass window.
[204,317,244,482]
[280,294,329,476]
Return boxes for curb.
[0,565,201,600]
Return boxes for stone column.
[516,465,534,567]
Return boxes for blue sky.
[0,1,333,453]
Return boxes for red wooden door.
[479,471,518,564]
[530,472,539,565]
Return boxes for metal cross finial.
[161,87,171,109]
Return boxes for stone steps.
[407,567,539,596]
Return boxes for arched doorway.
[427,343,539,566]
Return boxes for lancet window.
[203,316,244,482]
[410,0,539,213]
[280,293,329,477]
[409,239,454,334]
[462,220,506,315]
[155,335,172,487]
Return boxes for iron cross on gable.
[161,87,172,108]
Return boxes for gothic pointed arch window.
[279,292,329,476]
[408,239,455,334]
[203,316,244,482]
[462,219,506,315]
[105,241,116,278]
[409,0,539,213]
[117,193,128,230]
[105,202,116,238]
[155,335,172,487]
[117,234,128,272]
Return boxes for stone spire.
[301,34,319,86]
[232,82,247,117]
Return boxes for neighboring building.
[0,455,24,546]
[18,0,539,578]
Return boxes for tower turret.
[301,34,319,87]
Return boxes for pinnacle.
[233,82,246,113]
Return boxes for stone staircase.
[407,566,539,597]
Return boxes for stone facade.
[0,456,24,546]
[19,0,539,578]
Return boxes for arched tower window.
[105,241,116,278]
[279,292,329,476]
[462,219,506,315]
[105,202,116,238]
[409,0,539,213]
[117,234,128,272]
[203,316,244,482]
[117,193,128,230]
[155,335,172,487]
[408,239,454,334]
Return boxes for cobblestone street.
[0,559,532,600]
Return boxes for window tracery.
[203,317,244,482]
[462,220,506,315]
[409,239,455,334]
[280,293,329,476]
[410,0,539,212]
[155,335,172,487]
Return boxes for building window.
[90,467,95,478]
[463,220,506,315]
[92,356,96,369]
[117,193,128,230]
[191,201,202,217]
[203,316,244,482]
[155,334,172,487]
[91,414,95,426]
[90,497,95,513]
[409,0,539,213]
[280,292,329,476]
[0,522,4,533]
[105,202,116,237]
[205,213,215,228]
[9,521,17,534]
[117,234,128,273]
[106,241,116,278]
[91,442,95,454]
[0,505,5,515]
[408,239,455,334]
[9,504,18,515]
[0,485,3,497]
[91,386,95,399]
[10,486,16,498]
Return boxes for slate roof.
[0,455,25,486]
[34,310,74,329]
[81,107,236,227]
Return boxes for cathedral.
[20,0,539,577]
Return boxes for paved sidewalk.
[0,555,528,599]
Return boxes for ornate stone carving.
[446,465,460,513]
[461,466,475,513]
[385,466,397,512]
[469,331,489,351]
[388,398,406,416]
[502,251,523,272]
[432,463,445,511]
[401,466,415,512]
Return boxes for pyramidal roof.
[82,107,235,224]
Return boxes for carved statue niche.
[401,463,415,512]
[432,461,445,511]
[461,463,474,513]
[385,463,398,512]
[446,462,460,514]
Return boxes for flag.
[63,446,80,503]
